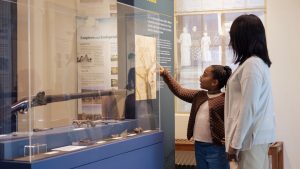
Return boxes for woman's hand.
[226,146,239,162]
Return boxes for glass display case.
[0,0,164,164]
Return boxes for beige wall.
[267,0,300,169]
[175,113,188,139]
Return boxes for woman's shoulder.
[240,56,266,72]
[244,56,267,67]
[237,56,269,80]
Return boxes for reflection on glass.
[175,10,265,113]
[179,27,192,67]
[202,0,223,10]
[201,31,212,67]
[246,0,265,8]
[175,0,265,12]
[223,0,246,9]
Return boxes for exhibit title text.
[80,35,117,40]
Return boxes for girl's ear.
[212,79,219,88]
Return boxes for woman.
[160,65,231,169]
[225,14,276,169]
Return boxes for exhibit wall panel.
[17,0,78,130]
[267,0,300,169]
[0,0,18,134]
[117,1,175,169]
[17,0,30,131]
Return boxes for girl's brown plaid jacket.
[161,70,225,145]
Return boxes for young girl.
[160,65,231,169]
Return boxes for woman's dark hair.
[229,14,271,67]
[211,65,232,89]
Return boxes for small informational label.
[127,133,137,137]
[52,146,87,152]
[96,140,107,144]
[44,151,59,155]
[111,136,123,140]
[143,130,152,133]
[73,128,85,131]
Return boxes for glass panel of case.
[0,0,161,162]
[175,0,265,12]
[175,0,265,113]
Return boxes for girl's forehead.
[204,66,213,73]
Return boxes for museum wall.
[267,0,300,169]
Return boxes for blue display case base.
[0,131,164,169]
